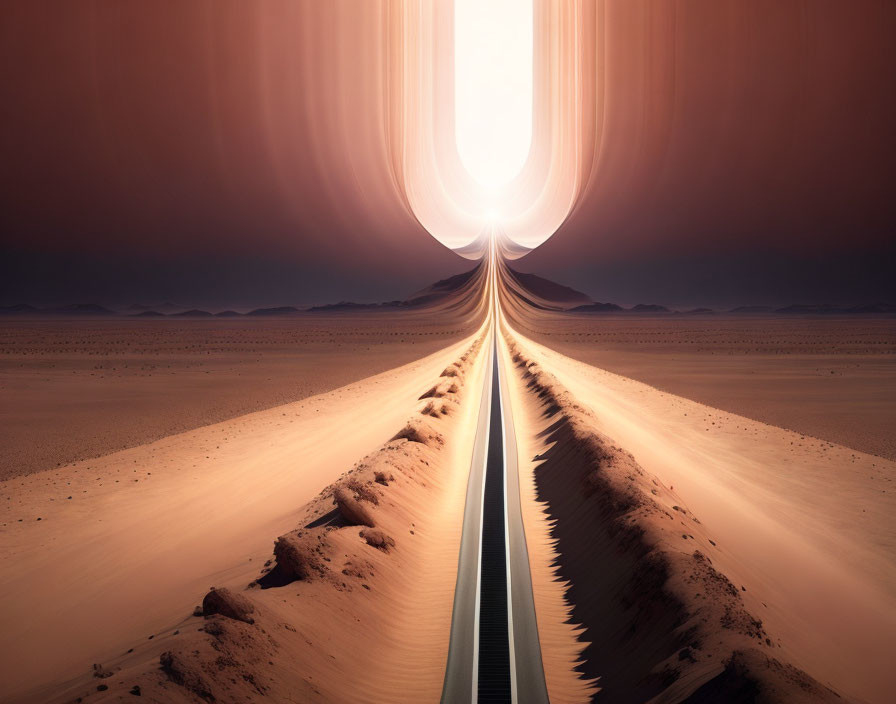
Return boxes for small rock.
[201,587,255,624]
[360,528,395,552]
[274,534,324,581]
[92,663,113,679]
[333,488,375,527]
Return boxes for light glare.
[454,0,533,190]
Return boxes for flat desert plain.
[0,313,476,480]
[515,314,896,459]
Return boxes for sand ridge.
[0,328,488,702]
[506,329,895,704]
[503,334,853,702]
[42,333,490,703]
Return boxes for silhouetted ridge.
[53,303,117,315]
[172,309,213,317]
[570,302,624,313]
[427,265,480,292]
[507,267,591,305]
[631,303,672,313]
[247,306,301,316]
[729,306,775,314]
[570,302,672,314]
[0,304,41,315]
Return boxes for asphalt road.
[441,246,549,703]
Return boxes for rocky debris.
[688,648,845,703]
[272,533,327,581]
[333,487,375,526]
[92,663,114,679]
[373,471,393,486]
[160,650,215,702]
[344,477,379,505]
[201,587,255,624]
[391,419,444,447]
[360,528,395,552]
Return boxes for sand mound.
[685,648,843,703]
[390,419,444,447]
[51,332,486,703]
[421,399,451,417]
[160,651,215,702]
[419,379,460,400]
[333,487,376,527]
[507,337,851,702]
[201,587,255,624]
[272,532,328,582]
[360,528,396,552]
[439,363,462,378]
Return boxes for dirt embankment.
[506,336,847,704]
[48,336,485,704]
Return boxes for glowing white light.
[454,0,533,190]
[486,208,501,222]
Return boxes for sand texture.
[504,328,894,704]
[512,314,896,460]
[0,311,479,480]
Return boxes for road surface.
[441,240,549,703]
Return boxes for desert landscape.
[1,259,894,703]
[2,1,894,702]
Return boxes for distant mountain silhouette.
[49,303,117,315]
[130,310,165,317]
[630,303,672,313]
[846,303,896,314]
[507,267,592,306]
[570,302,624,313]
[570,302,674,314]
[729,306,775,313]
[128,301,188,313]
[776,303,896,314]
[171,309,213,317]
[0,303,41,315]
[215,310,243,317]
[247,306,301,316]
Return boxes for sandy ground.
[0,314,477,480]
[498,329,595,704]
[515,314,896,460]
[509,328,895,704]
[0,329,486,701]
[3,259,893,703]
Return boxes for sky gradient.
[1,1,893,308]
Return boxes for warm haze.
[1,3,894,704]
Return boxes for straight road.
[441,239,549,702]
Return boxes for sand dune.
[505,329,895,703]
[507,310,896,460]
[0,330,487,701]
[39,334,488,704]
[2,257,892,703]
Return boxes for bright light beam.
[454,0,533,191]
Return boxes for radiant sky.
[1,0,894,308]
